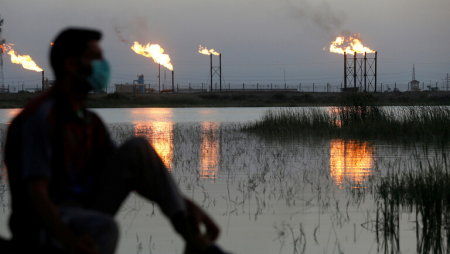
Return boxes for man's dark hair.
[50,28,102,80]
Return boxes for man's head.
[51,28,111,95]
[51,28,102,81]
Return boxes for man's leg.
[91,137,225,254]
[58,137,187,254]
[93,137,187,219]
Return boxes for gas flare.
[50,42,54,46]
[198,45,220,56]
[131,42,173,71]
[3,43,43,72]
[328,33,375,55]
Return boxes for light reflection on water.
[131,109,175,170]
[128,107,377,186]
[0,108,21,124]
[200,122,220,179]
[132,122,222,179]
[330,139,375,188]
[134,122,174,170]
[129,108,221,179]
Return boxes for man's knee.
[112,137,167,184]
[97,214,119,238]
[96,215,119,249]
[120,137,163,166]
[120,137,153,155]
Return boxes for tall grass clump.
[334,92,388,136]
[396,106,450,140]
[242,92,450,142]
[372,158,450,253]
[240,107,336,137]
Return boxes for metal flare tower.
[344,51,377,92]
[210,53,222,92]
[0,14,5,87]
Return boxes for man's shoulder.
[5,91,55,166]
[9,91,55,132]
[85,109,106,127]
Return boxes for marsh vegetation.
[242,93,450,142]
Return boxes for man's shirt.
[5,87,115,240]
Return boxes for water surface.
[0,107,446,254]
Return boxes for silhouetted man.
[5,28,222,254]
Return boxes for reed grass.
[357,153,450,254]
[241,92,450,141]
[240,107,336,137]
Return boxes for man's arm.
[171,197,220,253]
[28,179,98,254]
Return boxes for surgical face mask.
[86,59,110,91]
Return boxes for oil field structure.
[343,51,377,92]
[209,52,222,92]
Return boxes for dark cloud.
[112,16,151,44]
[282,0,346,39]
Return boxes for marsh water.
[0,107,447,254]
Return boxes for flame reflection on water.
[130,108,221,178]
[330,139,375,188]
[131,109,174,169]
[200,122,220,179]
[2,108,21,124]
[134,122,174,170]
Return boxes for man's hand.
[175,198,220,253]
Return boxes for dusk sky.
[1,0,449,90]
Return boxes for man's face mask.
[86,59,110,91]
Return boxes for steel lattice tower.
[344,51,377,92]
[210,54,222,92]
[0,14,5,87]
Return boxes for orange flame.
[328,33,375,55]
[131,41,173,71]
[1,43,12,54]
[4,43,43,72]
[198,45,220,56]
[50,42,54,46]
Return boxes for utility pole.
[446,73,449,91]
[210,54,213,92]
[163,69,166,90]
[279,68,285,85]
[42,71,44,92]
[158,63,160,92]
[0,14,5,87]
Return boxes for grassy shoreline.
[241,92,450,142]
[2,91,450,108]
